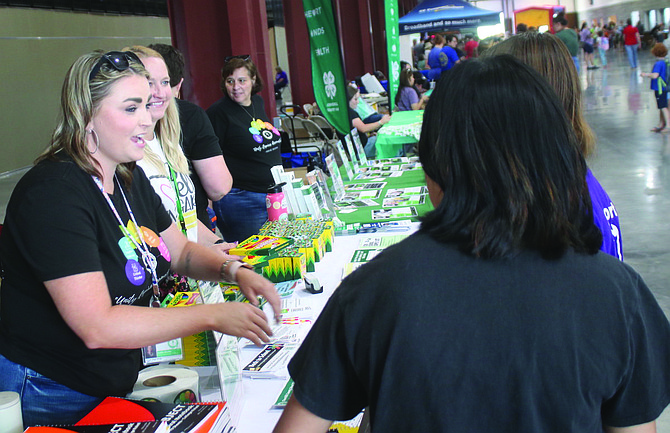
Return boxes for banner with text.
[385,0,401,109]
[303,0,350,135]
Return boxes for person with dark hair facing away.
[553,12,580,72]
[484,31,623,260]
[516,22,528,33]
[395,69,427,111]
[207,56,282,242]
[623,18,642,68]
[274,56,670,433]
[641,43,670,133]
[147,43,233,230]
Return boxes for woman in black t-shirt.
[0,51,280,427]
[207,56,282,242]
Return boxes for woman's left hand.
[236,268,282,322]
[211,241,242,258]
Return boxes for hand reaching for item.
[236,268,282,323]
[212,302,274,346]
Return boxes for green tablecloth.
[374,110,424,159]
[334,163,433,225]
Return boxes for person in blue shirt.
[274,66,288,99]
[641,43,669,133]
[441,35,461,73]
[426,34,446,81]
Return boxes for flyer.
[371,206,418,220]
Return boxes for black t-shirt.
[289,231,670,431]
[177,98,223,226]
[0,156,172,397]
[347,107,367,147]
[206,94,282,193]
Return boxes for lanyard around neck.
[91,174,160,297]
[166,162,187,236]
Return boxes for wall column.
[282,0,315,109]
[167,0,275,115]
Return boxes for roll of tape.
[127,365,199,404]
[0,391,23,433]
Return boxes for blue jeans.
[625,44,638,68]
[572,56,580,73]
[0,354,102,427]
[365,135,378,159]
[212,187,268,243]
[362,113,383,124]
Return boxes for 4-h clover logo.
[323,71,337,99]
[392,61,400,82]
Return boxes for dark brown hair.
[419,56,601,259]
[220,57,264,95]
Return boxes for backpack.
[656,58,669,95]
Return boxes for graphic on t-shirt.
[125,259,145,285]
[248,118,281,144]
[116,221,170,285]
[602,201,623,261]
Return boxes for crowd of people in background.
[2,3,670,428]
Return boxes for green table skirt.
[334,164,434,225]
[374,110,424,159]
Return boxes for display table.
[334,164,433,225]
[196,162,430,431]
[360,93,389,114]
[375,110,424,158]
[198,225,420,432]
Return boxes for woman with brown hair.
[484,31,623,261]
[395,69,428,111]
[207,56,283,242]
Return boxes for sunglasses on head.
[224,54,251,63]
[89,51,143,81]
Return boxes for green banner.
[385,0,401,109]
[303,0,350,135]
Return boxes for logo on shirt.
[248,118,281,144]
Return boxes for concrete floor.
[1,47,669,429]
[577,47,670,430]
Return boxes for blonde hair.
[124,45,189,175]
[37,50,149,187]
[484,32,596,157]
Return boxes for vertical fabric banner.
[385,0,401,109]
[303,0,350,135]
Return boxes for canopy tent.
[399,0,501,35]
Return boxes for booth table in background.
[334,159,434,225]
[375,110,424,159]
[360,93,389,114]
